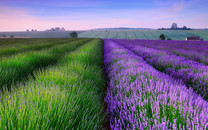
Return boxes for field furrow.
[115,39,208,100]
[104,39,208,129]
[0,39,106,129]
[0,38,91,91]
[0,38,78,58]
[128,39,208,65]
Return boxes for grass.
[0,38,64,47]
[0,39,106,129]
[0,38,77,57]
[0,38,91,91]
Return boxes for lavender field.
[1,38,208,129]
[104,39,208,129]
[1,0,208,129]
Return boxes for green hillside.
[78,30,208,40]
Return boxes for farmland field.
[0,31,84,38]
[79,30,208,40]
[104,39,208,129]
[0,38,208,129]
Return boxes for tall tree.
[171,23,178,29]
[182,26,187,29]
[159,34,165,40]
[70,31,78,38]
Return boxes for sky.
[0,0,208,31]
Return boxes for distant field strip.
[0,39,106,129]
[79,30,208,40]
[0,38,51,47]
[0,38,77,58]
[126,31,134,39]
[190,30,208,40]
[0,39,91,90]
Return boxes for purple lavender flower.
[114,39,208,100]
[104,39,208,129]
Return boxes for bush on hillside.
[159,34,165,40]
[70,31,78,38]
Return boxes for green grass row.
[0,38,78,58]
[0,38,91,91]
[0,38,65,47]
[0,38,53,49]
[0,39,106,129]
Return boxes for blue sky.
[0,0,207,31]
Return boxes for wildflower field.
[0,38,208,129]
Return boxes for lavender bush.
[104,39,208,129]
[115,40,208,100]
[121,39,208,65]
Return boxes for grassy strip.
[0,38,78,58]
[0,38,91,90]
[0,39,106,129]
[0,38,68,47]
[0,38,47,47]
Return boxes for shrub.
[70,31,78,38]
[159,34,165,40]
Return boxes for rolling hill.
[79,30,208,40]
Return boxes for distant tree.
[61,27,65,31]
[54,27,59,31]
[10,35,14,38]
[51,28,55,31]
[26,29,30,32]
[167,38,172,40]
[158,23,191,30]
[159,34,165,40]
[182,26,187,30]
[35,29,37,31]
[46,27,66,31]
[31,29,34,31]
[70,31,78,38]
[171,23,178,29]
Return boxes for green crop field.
[0,38,107,129]
[78,30,208,40]
[1,38,208,129]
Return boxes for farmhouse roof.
[186,36,201,41]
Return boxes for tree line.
[158,23,191,30]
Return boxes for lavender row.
[104,39,208,129]
[122,39,208,65]
[115,39,208,100]
[123,39,208,53]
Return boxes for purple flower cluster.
[122,39,208,65]
[121,39,208,53]
[114,39,208,100]
[104,39,208,129]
